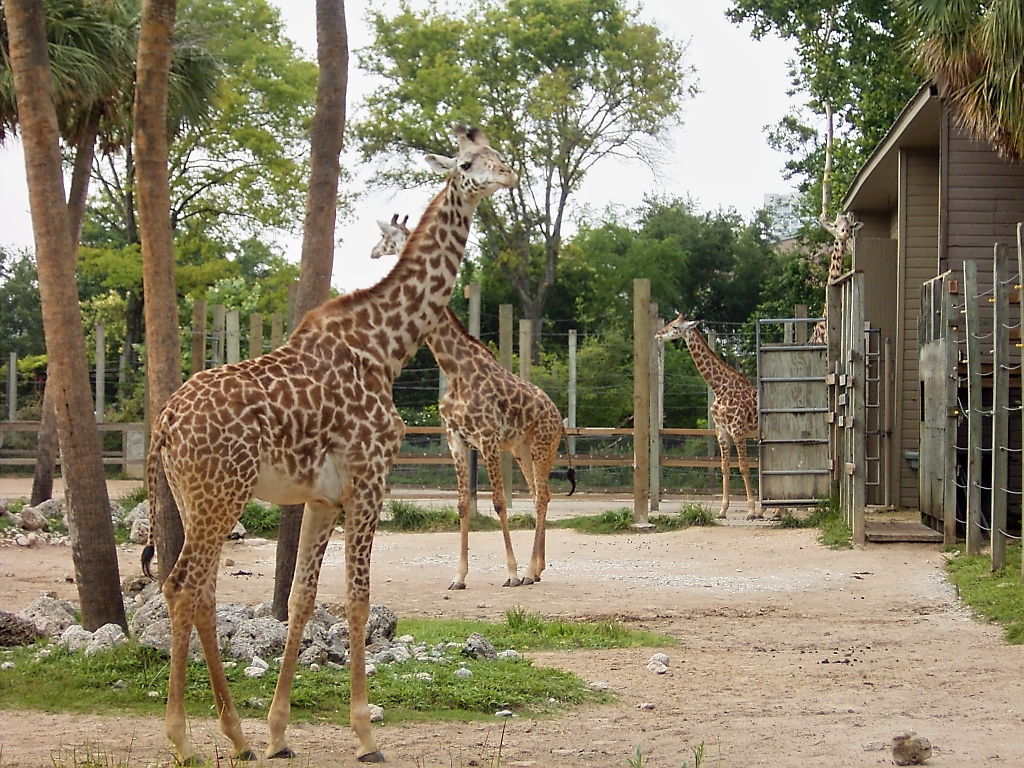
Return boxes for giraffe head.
[424,124,518,201]
[655,313,699,343]
[370,213,410,259]
[821,212,863,243]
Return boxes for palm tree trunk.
[31,109,102,505]
[273,0,349,620]
[135,0,185,583]
[7,0,126,632]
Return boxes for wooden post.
[519,320,532,381]
[941,274,958,546]
[499,304,514,503]
[649,304,662,511]
[794,304,808,345]
[883,337,893,509]
[190,299,207,377]
[226,310,240,364]
[568,328,577,455]
[633,278,651,525]
[95,322,105,422]
[1018,223,1024,580]
[465,282,481,338]
[249,313,263,359]
[991,244,1011,570]
[962,261,983,555]
[270,314,284,350]
[849,275,866,545]
[211,304,226,368]
[7,352,14,421]
[286,281,296,334]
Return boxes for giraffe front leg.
[716,425,732,519]
[735,435,761,519]
[482,445,520,586]
[266,499,341,760]
[512,442,547,585]
[447,431,472,590]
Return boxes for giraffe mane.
[440,307,496,358]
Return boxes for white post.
[226,309,240,364]
[519,320,532,381]
[568,329,577,454]
[95,322,105,422]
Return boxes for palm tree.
[906,0,1024,160]
[4,0,127,632]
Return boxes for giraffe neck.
[827,237,848,285]
[293,179,477,380]
[424,307,493,379]
[683,328,749,396]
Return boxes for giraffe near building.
[809,212,863,344]
[142,124,517,764]
[656,314,761,519]
[371,214,575,588]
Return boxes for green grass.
[945,545,1024,644]
[239,501,281,537]
[116,486,147,513]
[772,494,852,549]
[549,504,717,534]
[380,500,535,533]
[0,612,663,724]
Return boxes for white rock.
[454,667,473,679]
[497,649,522,661]
[244,665,267,678]
[637,702,655,710]
[646,660,668,675]
[648,653,670,667]
[414,672,433,682]
[495,709,513,718]
[365,663,376,676]
[589,681,610,691]
[147,691,161,699]
[368,704,384,723]
[60,624,95,652]
[1,661,14,670]
[250,655,269,671]
[396,634,414,644]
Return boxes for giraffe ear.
[851,220,864,231]
[425,154,456,174]
[376,219,392,234]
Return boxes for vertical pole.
[211,304,226,368]
[190,299,206,378]
[649,304,662,510]
[249,313,263,359]
[270,314,284,350]
[95,322,105,422]
[226,310,240,364]
[794,304,808,345]
[942,274,958,546]
[883,337,893,509]
[438,369,449,456]
[633,278,651,525]
[991,244,1010,570]
[1018,224,1024,580]
[7,352,16,421]
[568,328,577,455]
[466,282,481,338]
[519,320,532,381]
[499,304,514,503]
[850,275,866,545]
[286,281,296,334]
[963,261,983,555]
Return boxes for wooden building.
[843,82,1024,514]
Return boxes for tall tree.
[273,0,349,621]
[354,0,696,353]
[5,0,126,631]
[906,0,1024,160]
[135,0,184,583]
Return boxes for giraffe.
[656,314,760,519]
[370,214,576,588]
[809,212,863,344]
[142,124,517,764]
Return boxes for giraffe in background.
[809,212,863,344]
[144,125,516,764]
[371,214,576,588]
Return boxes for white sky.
[0,0,799,293]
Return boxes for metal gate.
[756,318,830,508]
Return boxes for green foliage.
[380,500,534,533]
[239,501,280,537]
[0,248,45,359]
[549,506,717,534]
[945,546,1024,644]
[773,494,852,549]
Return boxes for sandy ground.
[2,483,1024,767]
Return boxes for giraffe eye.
[460,160,473,171]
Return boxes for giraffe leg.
[482,445,520,587]
[716,424,732,519]
[266,498,341,760]
[512,441,549,585]
[735,435,760,519]
[447,431,472,590]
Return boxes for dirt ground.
[2,483,1024,767]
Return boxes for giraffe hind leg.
[734,434,760,519]
[716,425,732,519]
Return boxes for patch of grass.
[380,500,537,533]
[0,619,615,724]
[8,499,26,514]
[945,546,1024,643]
[772,494,851,549]
[400,607,674,652]
[116,485,147,513]
[550,505,717,534]
[239,501,280,537]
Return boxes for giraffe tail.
[141,429,168,580]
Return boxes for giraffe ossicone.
[144,123,516,765]
[370,213,576,589]
[656,314,761,520]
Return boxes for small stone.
[245,697,268,709]
[224,559,235,567]
[646,660,668,675]
[365,663,376,676]
[648,653,669,667]
[495,709,513,718]
[15,535,30,547]
[589,681,610,691]
[63,573,74,583]
[1,661,15,670]
[892,732,932,766]
[147,691,161,699]
[455,667,473,679]
[396,634,414,644]
[309,663,321,673]
[111,679,128,690]
[34,648,51,660]
[497,649,522,661]
[414,672,433,682]
[244,665,267,678]
[369,704,384,723]
[637,702,655,710]
[250,655,269,671]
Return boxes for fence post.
[519,320,532,381]
[794,304,808,345]
[633,278,651,525]
[1018,223,1024,580]
[211,304,226,368]
[649,304,662,511]
[286,281,296,334]
[991,244,1011,570]
[941,274,958,546]
[249,313,263,359]
[270,314,284,350]
[568,328,577,456]
[499,304,514,503]
[95,322,105,422]
[190,299,207,377]
[7,352,15,421]
[466,283,481,338]
[963,260,984,555]
[226,310,240,364]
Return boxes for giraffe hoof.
[503,578,522,587]
[746,513,764,521]
[234,749,257,762]
[521,577,535,585]
[448,582,466,590]
[358,751,386,763]
[269,747,296,759]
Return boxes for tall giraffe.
[371,215,575,588]
[809,212,863,344]
[656,314,760,519]
[143,125,516,764]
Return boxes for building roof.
[843,83,941,213]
